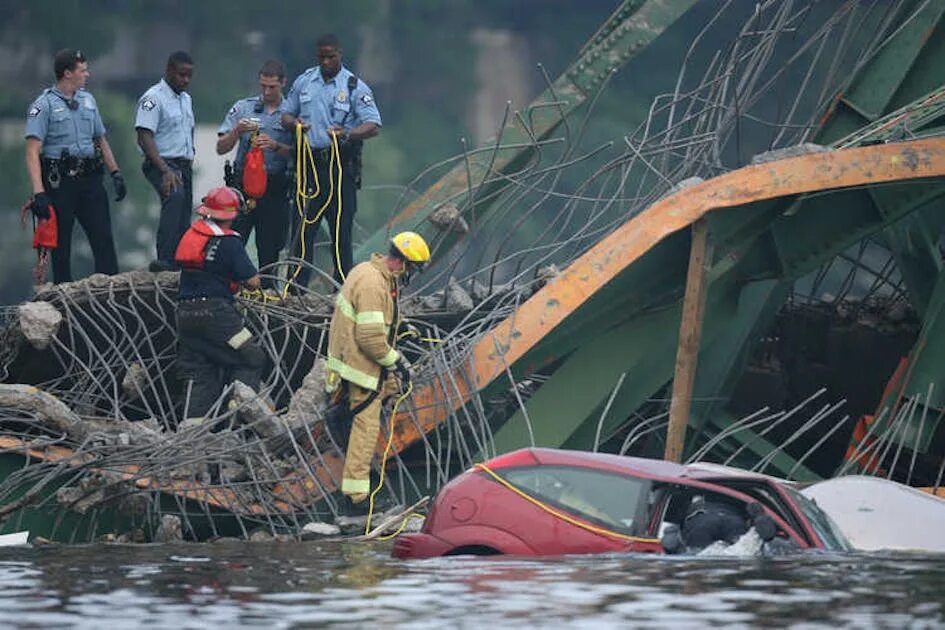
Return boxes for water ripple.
[0,544,941,627]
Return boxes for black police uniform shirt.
[178,236,257,300]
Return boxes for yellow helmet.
[391,231,431,264]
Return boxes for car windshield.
[496,465,650,535]
[785,486,853,551]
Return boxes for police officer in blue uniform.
[217,60,294,289]
[25,49,126,283]
[281,33,382,288]
[135,51,196,272]
[175,186,266,419]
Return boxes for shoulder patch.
[140,97,156,111]
[360,93,374,105]
[28,105,41,117]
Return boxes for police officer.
[281,33,382,288]
[136,51,196,272]
[217,60,294,289]
[175,186,266,418]
[25,48,126,284]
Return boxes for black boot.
[341,496,371,517]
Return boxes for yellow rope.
[330,134,346,283]
[365,379,412,535]
[473,462,660,544]
[283,124,346,296]
[377,512,426,541]
[396,327,444,344]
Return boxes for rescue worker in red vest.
[175,186,266,418]
[326,231,430,515]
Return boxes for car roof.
[506,448,775,484]
[528,447,693,477]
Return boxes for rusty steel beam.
[665,218,711,462]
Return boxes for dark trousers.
[43,168,118,283]
[176,297,266,418]
[291,159,357,287]
[233,172,290,289]
[143,159,193,264]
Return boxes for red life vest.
[174,219,240,270]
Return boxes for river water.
[0,542,942,628]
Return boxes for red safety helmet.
[196,186,242,221]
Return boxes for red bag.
[21,202,57,284]
[242,147,267,199]
[33,205,58,250]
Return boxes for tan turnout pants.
[341,383,383,503]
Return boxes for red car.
[392,448,851,558]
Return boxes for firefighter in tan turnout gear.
[326,231,430,515]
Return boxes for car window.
[703,479,813,545]
[784,487,853,551]
[496,465,649,535]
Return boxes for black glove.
[30,192,51,220]
[110,170,127,202]
[395,356,412,390]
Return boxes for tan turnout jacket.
[326,254,400,392]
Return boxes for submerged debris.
[155,514,183,543]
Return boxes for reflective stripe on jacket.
[326,254,400,391]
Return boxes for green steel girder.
[509,234,691,378]
[705,181,945,285]
[872,267,945,453]
[687,280,791,447]
[488,174,945,469]
[355,0,696,261]
[489,268,742,453]
[679,4,945,474]
[905,268,945,411]
[835,86,945,148]
[818,0,945,145]
[568,0,696,96]
[874,206,945,317]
